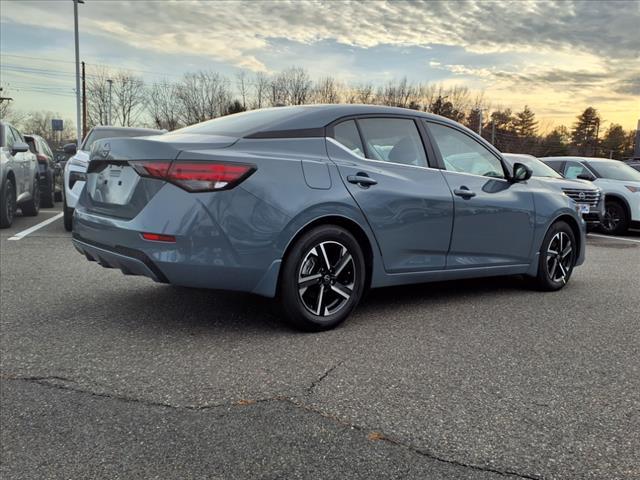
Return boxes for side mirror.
[577,173,595,181]
[512,162,533,182]
[11,141,29,155]
[63,143,77,155]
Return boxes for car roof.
[246,104,459,132]
[540,156,614,162]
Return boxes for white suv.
[541,156,640,234]
[62,126,165,231]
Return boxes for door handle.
[347,174,377,187]
[453,187,476,198]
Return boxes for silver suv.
[1,121,40,228]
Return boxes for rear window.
[173,108,307,137]
[81,128,163,151]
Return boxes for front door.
[327,117,453,273]
[425,121,535,268]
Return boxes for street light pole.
[73,0,84,146]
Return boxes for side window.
[10,127,24,143]
[358,118,427,167]
[26,137,37,153]
[564,161,590,179]
[544,160,563,173]
[4,127,16,149]
[332,120,364,157]
[427,122,505,178]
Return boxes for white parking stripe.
[7,213,64,241]
[588,233,640,244]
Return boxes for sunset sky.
[1,0,638,130]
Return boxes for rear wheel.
[280,225,366,331]
[21,178,40,216]
[534,221,577,291]
[0,179,16,228]
[600,199,628,235]
[41,173,55,208]
[63,192,73,231]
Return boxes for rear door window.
[357,118,427,167]
[331,120,364,157]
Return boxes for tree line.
[2,66,637,159]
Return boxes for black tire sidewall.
[280,225,366,331]
[602,200,628,235]
[536,221,577,291]
[63,194,73,231]
[1,180,15,228]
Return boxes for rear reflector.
[131,160,255,192]
[141,232,176,243]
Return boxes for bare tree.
[18,111,75,146]
[86,67,111,127]
[112,72,146,127]
[146,80,183,131]
[236,71,249,110]
[313,76,342,104]
[177,71,231,125]
[270,67,312,106]
[346,83,375,104]
[252,72,270,109]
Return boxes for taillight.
[131,160,255,192]
[141,232,176,243]
[36,154,48,164]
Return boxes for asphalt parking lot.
[1,207,639,480]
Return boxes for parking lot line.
[588,233,640,244]
[7,213,64,241]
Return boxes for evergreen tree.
[513,105,538,138]
[600,124,628,159]
[571,107,601,155]
[540,126,570,156]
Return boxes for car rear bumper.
[72,182,289,297]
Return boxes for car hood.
[532,176,599,191]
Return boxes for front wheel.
[0,179,16,228]
[600,199,628,235]
[280,225,366,331]
[533,221,577,291]
[21,178,40,216]
[41,174,55,208]
[63,193,73,232]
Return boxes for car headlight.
[625,185,640,193]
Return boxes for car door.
[327,117,454,273]
[4,127,25,194]
[424,120,535,268]
[10,127,31,194]
[563,160,596,180]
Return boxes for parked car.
[503,154,604,228]
[62,126,166,231]
[24,134,60,207]
[625,158,640,172]
[541,156,640,234]
[1,121,40,227]
[71,105,586,331]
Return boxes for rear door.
[424,120,535,268]
[327,117,453,273]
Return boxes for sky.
[1,0,639,131]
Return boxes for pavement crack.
[306,360,344,395]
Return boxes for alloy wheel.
[297,240,356,316]
[546,232,574,284]
[602,205,620,232]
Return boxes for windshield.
[588,160,640,181]
[81,128,163,151]
[503,155,562,178]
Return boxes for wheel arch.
[278,214,375,294]
[548,213,582,263]
[604,193,631,221]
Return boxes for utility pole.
[491,121,496,145]
[478,108,483,136]
[81,61,87,139]
[107,79,113,125]
[634,119,640,158]
[73,0,84,147]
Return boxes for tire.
[0,179,16,228]
[533,221,577,291]
[41,174,55,208]
[280,225,366,331]
[600,199,629,235]
[20,177,40,216]
[63,193,73,232]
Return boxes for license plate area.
[579,204,590,214]
[87,164,140,206]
